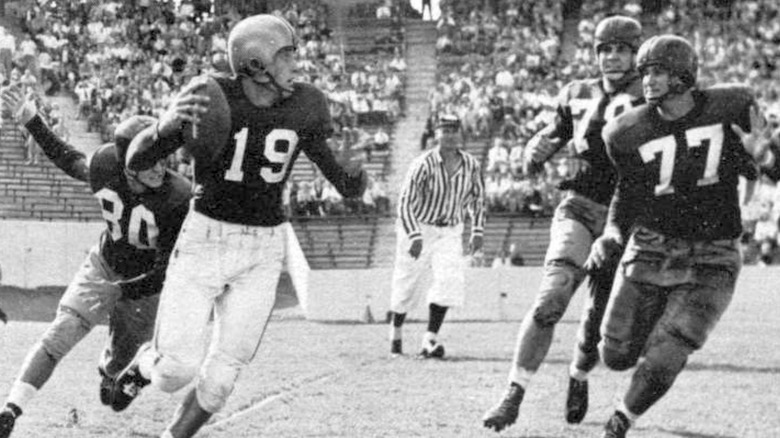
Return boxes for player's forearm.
[25,115,89,181]
[527,126,567,165]
[126,127,184,170]
[605,190,637,245]
[308,141,365,198]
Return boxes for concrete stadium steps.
[464,216,552,266]
[291,216,381,269]
[0,119,99,221]
[48,95,104,155]
[335,17,404,55]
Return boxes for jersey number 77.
[638,124,723,196]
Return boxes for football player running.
[0,88,195,437]
[585,35,777,438]
[112,15,367,438]
[483,16,645,431]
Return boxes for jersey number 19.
[224,128,298,183]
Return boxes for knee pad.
[640,329,693,382]
[599,335,639,371]
[196,351,245,413]
[532,261,584,327]
[40,307,92,362]
[152,355,200,394]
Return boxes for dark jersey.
[89,147,192,278]
[26,116,192,279]
[528,75,644,205]
[603,85,760,241]
[192,78,363,226]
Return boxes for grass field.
[0,266,778,437]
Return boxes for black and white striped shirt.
[398,147,485,240]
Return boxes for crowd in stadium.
[2,0,780,256]
[1,0,404,215]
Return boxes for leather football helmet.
[594,16,642,53]
[227,14,297,87]
[637,35,698,94]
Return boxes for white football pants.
[148,209,285,413]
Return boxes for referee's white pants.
[390,221,466,314]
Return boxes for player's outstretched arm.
[2,86,89,181]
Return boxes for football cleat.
[565,377,589,424]
[603,411,631,438]
[482,383,525,432]
[391,339,403,356]
[111,360,150,412]
[0,404,21,438]
[418,340,445,359]
[99,368,114,406]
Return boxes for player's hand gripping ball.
[178,76,232,163]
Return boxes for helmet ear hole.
[246,58,265,75]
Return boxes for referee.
[388,114,486,358]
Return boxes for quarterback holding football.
[114,14,367,438]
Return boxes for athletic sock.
[569,363,588,381]
[508,367,534,389]
[137,346,157,380]
[7,381,37,412]
[427,303,448,334]
[617,401,639,424]
[390,312,406,341]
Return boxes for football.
[181,75,232,164]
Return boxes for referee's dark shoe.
[390,339,403,357]
[418,340,445,359]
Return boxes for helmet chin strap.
[603,69,639,93]
[246,68,293,99]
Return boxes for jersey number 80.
[95,188,159,249]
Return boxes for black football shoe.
[603,411,631,438]
[482,383,524,432]
[99,368,114,406]
[111,360,150,412]
[0,403,22,438]
[565,377,589,424]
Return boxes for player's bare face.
[641,65,671,104]
[136,159,166,188]
[269,47,299,91]
[598,43,634,81]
